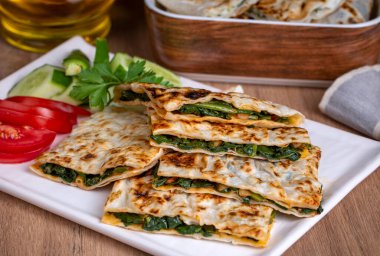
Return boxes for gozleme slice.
[154,147,323,217]
[102,174,275,247]
[150,113,311,162]
[30,107,165,190]
[114,83,304,128]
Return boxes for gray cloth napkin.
[319,65,380,140]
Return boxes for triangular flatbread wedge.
[150,112,311,162]
[153,147,323,217]
[102,174,275,247]
[30,107,165,190]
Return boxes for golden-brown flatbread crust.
[156,146,322,217]
[145,85,304,128]
[150,112,310,160]
[30,107,165,190]
[103,175,274,247]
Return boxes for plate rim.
[1,36,380,256]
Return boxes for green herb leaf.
[93,63,116,81]
[69,39,176,110]
[114,65,128,81]
[94,39,110,65]
[124,60,146,82]
[78,69,104,84]
[89,86,110,108]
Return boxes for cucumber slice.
[63,50,90,76]
[8,64,72,99]
[133,56,181,87]
[110,52,133,72]
[51,78,82,106]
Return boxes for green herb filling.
[151,134,302,161]
[119,90,150,102]
[152,174,323,216]
[113,213,216,237]
[40,163,128,186]
[178,100,289,123]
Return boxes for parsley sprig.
[69,39,174,109]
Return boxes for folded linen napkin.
[319,65,380,140]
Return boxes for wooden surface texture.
[1,1,379,256]
[146,3,380,81]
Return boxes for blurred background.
[0,0,150,55]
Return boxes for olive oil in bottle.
[0,0,114,52]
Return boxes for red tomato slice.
[7,96,91,116]
[0,145,50,164]
[0,108,73,133]
[0,99,77,125]
[0,123,56,153]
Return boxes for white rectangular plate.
[1,37,380,256]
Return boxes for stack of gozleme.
[102,83,323,247]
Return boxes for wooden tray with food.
[145,0,380,86]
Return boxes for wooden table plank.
[1,1,379,255]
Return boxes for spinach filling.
[153,172,323,215]
[242,193,323,215]
[120,90,150,102]
[151,134,302,161]
[298,205,324,214]
[152,166,217,189]
[40,163,128,186]
[177,100,289,123]
[153,176,217,190]
[113,213,216,237]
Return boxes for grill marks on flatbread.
[30,107,165,190]
[145,86,304,128]
[102,175,274,247]
[114,83,304,128]
[154,147,322,217]
[150,112,309,145]
[150,112,310,161]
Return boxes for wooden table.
[1,1,379,255]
